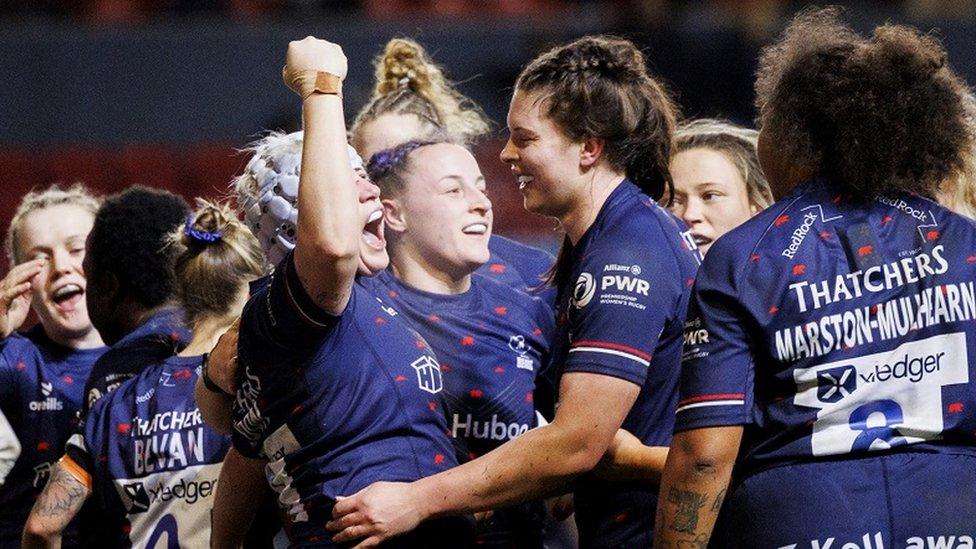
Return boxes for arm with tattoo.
[653,426,742,548]
[22,460,91,548]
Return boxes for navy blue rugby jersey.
[0,325,105,547]
[360,270,553,547]
[233,252,472,546]
[550,180,700,548]
[361,270,553,458]
[80,307,190,419]
[675,181,976,472]
[65,355,229,548]
[478,234,556,306]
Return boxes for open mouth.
[51,283,84,311]
[461,222,489,235]
[691,233,712,248]
[362,209,385,249]
[517,175,534,190]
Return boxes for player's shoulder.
[489,234,554,265]
[472,273,551,323]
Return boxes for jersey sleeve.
[238,251,342,362]
[564,240,683,387]
[673,242,755,432]
[64,394,108,489]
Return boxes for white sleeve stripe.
[569,347,651,367]
[675,400,745,414]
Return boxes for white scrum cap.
[233,131,365,267]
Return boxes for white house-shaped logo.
[411,356,443,394]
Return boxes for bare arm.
[594,428,669,484]
[653,426,742,549]
[283,38,361,315]
[328,372,639,546]
[211,448,269,549]
[22,459,91,548]
[0,408,20,486]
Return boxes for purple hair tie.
[185,217,223,244]
[366,140,433,182]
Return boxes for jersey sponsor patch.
[411,356,443,394]
[112,463,221,547]
[793,332,969,456]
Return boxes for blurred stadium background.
[2,0,975,255]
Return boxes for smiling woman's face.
[389,143,493,279]
[669,147,757,255]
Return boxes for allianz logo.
[451,413,529,441]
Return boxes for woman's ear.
[382,198,407,233]
[579,136,606,169]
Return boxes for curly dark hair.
[755,7,975,197]
[87,185,189,307]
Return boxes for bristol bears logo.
[816,365,857,403]
[570,272,596,308]
[411,356,443,394]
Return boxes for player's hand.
[207,318,240,394]
[327,482,423,547]
[549,493,574,521]
[282,36,347,98]
[0,259,44,339]
[594,428,643,481]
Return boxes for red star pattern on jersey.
[857,245,874,257]
[792,264,807,276]
[172,369,192,380]
[415,339,426,349]
[948,402,964,413]
[469,389,483,398]
[525,392,533,402]
[461,336,475,346]
[494,367,505,374]
[394,375,407,383]
[428,401,437,411]
[428,314,440,322]
[881,215,893,225]
[439,363,451,373]
[927,230,940,241]
[750,254,761,262]
[374,317,385,326]
[16,361,25,371]
[36,441,49,451]
[686,278,695,287]
[292,404,303,415]
[433,454,445,465]
[494,306,508,316]
[62,375,74,384]
[489,263,506,274]
[967,255,976,263]
[117,423,130,434]
[769,306,780,315]
[388,290,398,299]
[774,215,790,227]
[819,231,832,240]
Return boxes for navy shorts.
[714,452,976,548]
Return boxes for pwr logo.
[411,356,443,394]
[817,365,857,403]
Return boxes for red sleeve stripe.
[677,393,746,406]
[676,393,746,414]
[569,343,650,366]
[571,341,652,360]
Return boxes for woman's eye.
[702,192,722,201]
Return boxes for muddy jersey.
[233,253,472,546]
[65,355,228,548]
[675,181,976,471]
[80,308,190,420]
[0,326,104,547]
[360,271,553,547]
[549,180,699,548]
[478,234,556,306]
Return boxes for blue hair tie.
[184,217,223,244]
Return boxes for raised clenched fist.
[282,36,347,98]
